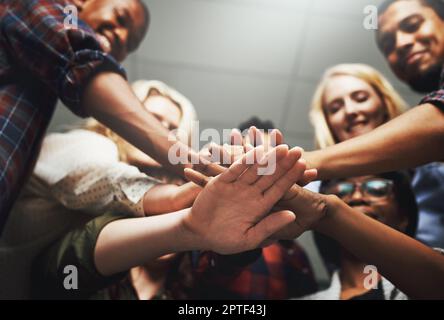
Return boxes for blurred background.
[48,0,424,284]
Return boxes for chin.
[406,63,443,93]
[343,130,371,141]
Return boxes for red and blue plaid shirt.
[421,68,444,111]
[194,241,318,300]
[0,0,125,233]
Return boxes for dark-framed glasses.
[324,178,394,199]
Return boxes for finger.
[248,126,264,147]
[297,169,318,186]
[237,146,266,184]
[209,143,244,166]
[184,168,213,187]
[263,158,307,205]
[243,142,254,153]
[193,159,226,177]
[268,220,305,241]
[270,129,284,146]
[254,147,302,192]
[247,210,296,248]
[174,182,203,209]
[218,146,260,183]
[238,145,289,185]
[230,129,243,146]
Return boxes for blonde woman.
[309,63,406,149]
[309,63,444,248]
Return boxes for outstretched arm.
[82,72,221,177]
[305,104,444,180]
[95,145,308,275]
[187,168,444,299]
[316,196,444,300]
[272,186,444,299]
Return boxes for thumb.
[248,210,296,248]
[184,168,213,187]
[298,169,318,186]
[174,182,203,208]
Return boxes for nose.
[343,98,359,118]
[347,187,364,204]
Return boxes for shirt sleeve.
[31,212,128,299]
[420,89,444,111]
[33,130,160,217]
[0,0,126,117]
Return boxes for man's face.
[78,0,148,62]
[377,0,444,92]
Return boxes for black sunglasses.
[324,178,394,199]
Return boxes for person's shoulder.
[41,129,119,161]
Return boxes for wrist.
[313,194,341,235]
[176,208,208,252]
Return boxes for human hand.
[269,185,331,240]
[182,145,309,254]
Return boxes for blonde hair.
[84,80,197,163]
[310,64,408,149]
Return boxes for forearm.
[82,72,193,176]
[94,209,203,276]
[317,196,444,299]
[305,104,444,180]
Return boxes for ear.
[71,0,88,12]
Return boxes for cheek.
[326,112,345,136]
[363,100,386,125]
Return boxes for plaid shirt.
[0,0,125,233]
[194,241,318,300]
[420,67,444,111]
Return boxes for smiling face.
[143,91,182,132]
[377,0,444,92]
[78,0,148,62]
[323,75,388,143]
[325,176,408,232]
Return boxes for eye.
[335,183,354,198]
[352,91,369,103]
[114,8,127,27]
[401,15,423,33]
[327,100,343,114]
[365,180,391,197]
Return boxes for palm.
[184,146,309,254]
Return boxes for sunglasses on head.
[324,178,394,199]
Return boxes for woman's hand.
[183,145,309,254]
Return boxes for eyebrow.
[378,13,421,42]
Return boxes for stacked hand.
[186,127,330,243]
[182,145,309,254]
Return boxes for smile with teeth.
[96,33,112,53]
